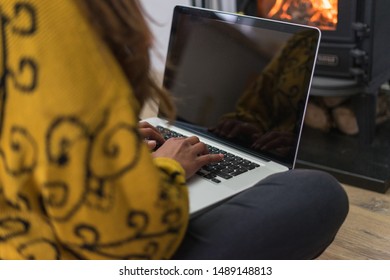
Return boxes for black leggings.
[173,169,349,259]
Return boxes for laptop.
[144,5,321,216]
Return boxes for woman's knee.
[261,169,349,223]
[298,170,348,211]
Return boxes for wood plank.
[318,185,390,259]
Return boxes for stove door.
[256,0,358,43]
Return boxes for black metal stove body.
[316,0,390,93]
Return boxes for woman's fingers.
[138,122,165,144]
[197,153,224,166]
[153,136,224,179]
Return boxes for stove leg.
[354,92,377,145]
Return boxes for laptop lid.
[162,6,321,169]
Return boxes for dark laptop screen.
[163,6,320,168]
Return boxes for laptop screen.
[163,6,320,168]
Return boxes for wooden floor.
[317,184,390,259]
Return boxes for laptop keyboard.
[156,126,260,184]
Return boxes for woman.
[0,0,348,259]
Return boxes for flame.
[266,0,338,30]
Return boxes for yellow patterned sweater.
[0,0,189,259]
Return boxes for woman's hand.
[152,136,224,179]
[138,121,165,150]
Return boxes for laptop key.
[215,171,233,180]
[231,169,248,176]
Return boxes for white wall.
[139,0,237,118]
[141,0,237,80]
[141,0,191,80]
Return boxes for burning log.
[259,0,338,30]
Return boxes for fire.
[265,0,338,30]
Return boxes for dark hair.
[78,0,175,119]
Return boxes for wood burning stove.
[253,0,390,141]
[237,0,390,193]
